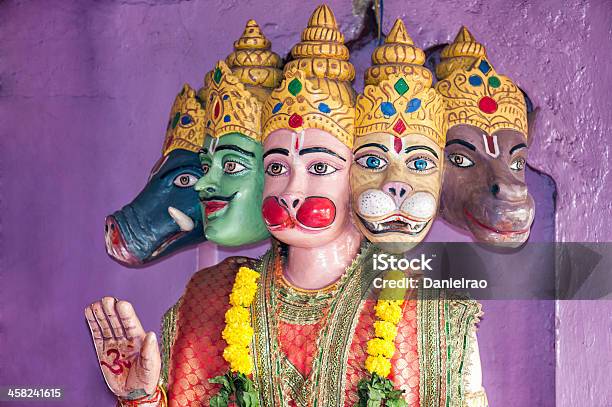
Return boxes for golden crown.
[435,26,487,81]
[355,19,446,147]
[202,60,263,141]
[435,27,527,136]
[162,84,206,156]
[200,20,282,141]
[224,19,283,102]
[363,19,430,86]
[262,4,356,148]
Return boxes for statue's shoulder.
[444,290,484,327]
[185,256,259,294]
[415,288,483,330]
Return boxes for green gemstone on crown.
[394,78,409,95]
[288,78,302,96]
[488,76,501,88]
[213,68,222,84]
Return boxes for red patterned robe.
[159,245,487,406]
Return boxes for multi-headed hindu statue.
[87,6,492,407]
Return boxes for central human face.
[350,133,443,249]
[195,133,269,246]
[261,128,353,248]
[441,124,535,246]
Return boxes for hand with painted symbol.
[350,133,443,248]
[441,124,534,245]
[85,297,161,400]
[195,133,270,246]
[105,85,206,266]
[262,129,353,248]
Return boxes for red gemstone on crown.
[288,113,303,128]
[393,119,406,135]
[478,96,498,114]
[213,100,221,119]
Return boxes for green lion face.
[195,133,269,246]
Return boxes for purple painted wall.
[0,0,609,406]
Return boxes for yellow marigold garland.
[222,266,260,375]
[210,266,261,407]
[358,269,409,406]
[365,269,406,378]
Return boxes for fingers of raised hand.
[101,297,125,339]
[137,332,161,394]
[115,300,146,340]
[91,300,114,341]
[84,306,104,348]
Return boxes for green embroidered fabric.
[418,289,483,407]
[160,298,182,387]
[251,242,376,407]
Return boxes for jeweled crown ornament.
[435,26,488,81]
[364,18,428,87]
[162,83,207,156]
[226,19,283,102]
[355,19,446,147]
[262,4,356,148]
[201,20,283,141]
[203,60,263,141]
[435,27,528,137]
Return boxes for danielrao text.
[373,277,488,289]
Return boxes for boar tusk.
[168,206,195,232]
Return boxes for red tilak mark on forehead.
[485,135,497,155]
[394,136,402,154]
[294,136,300,152]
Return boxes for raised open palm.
[85,297,161,399]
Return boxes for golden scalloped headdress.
[355,19,446,147]
[200,20,282,141]
[162,84,206,156]
[435,27,527,137]
[262,4,356,148]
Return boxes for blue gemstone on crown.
[478,60,491,74]
[406,98,421,113]
[272,102,283,114]
[469,75,483,86]
[318,103,331,113]
[180,115,193,126]
[380,102,396,117]
[223,94,229,100]
[223,115,231,122]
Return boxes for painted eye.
[448,153,475,168]
[265,162,288,176]
[510,157,526,171]
[173,173,198,187]
[179,114,194,128]
[223,161,246,174]
[201,163,210,174]
[308,162,338,175]
[407,156,437,172]
[355,155,388,170]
